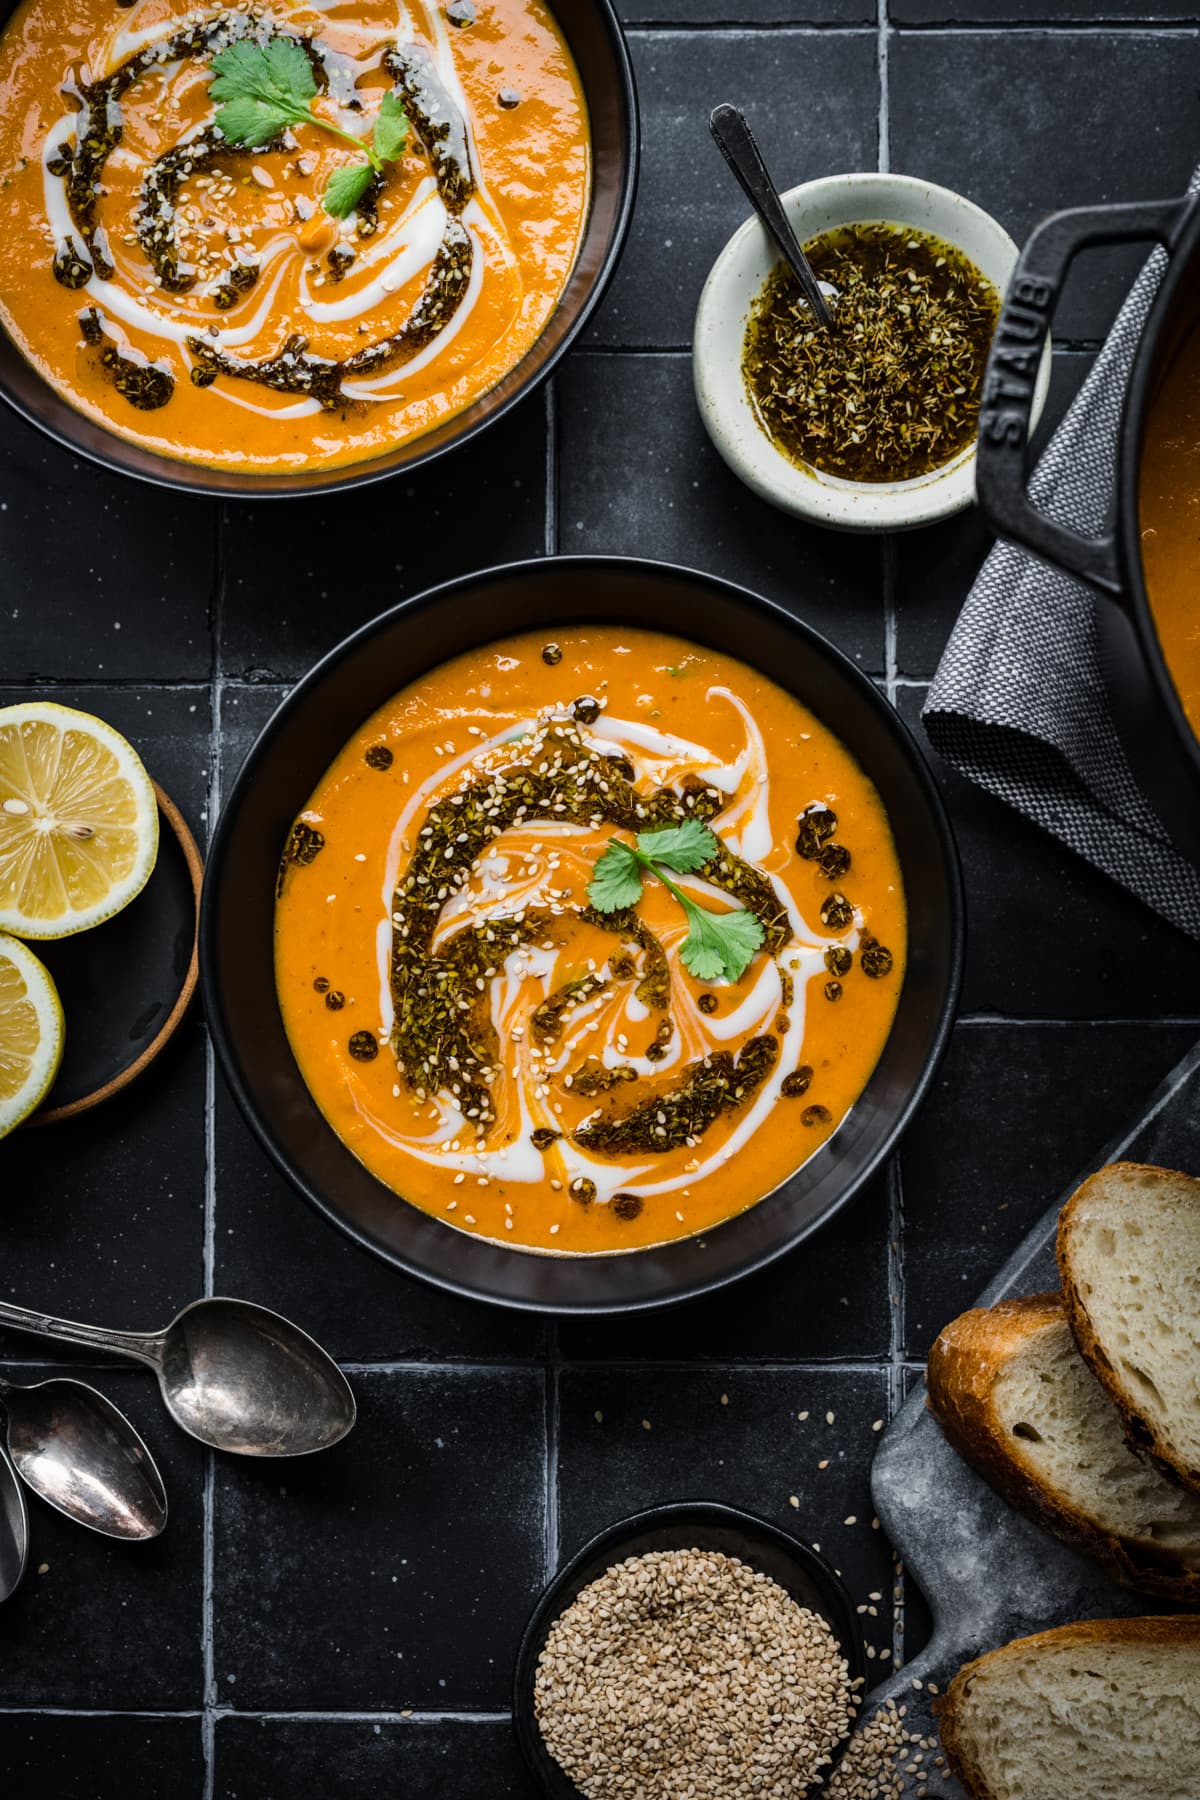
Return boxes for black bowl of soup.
[975,189,1200,870]
[0,0,636,497]
[201,556,962,1312]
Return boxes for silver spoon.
[0,1441,28,1603]
[0,1297,356,1458]
[0,1373,167,1541]
[709,103,836,328]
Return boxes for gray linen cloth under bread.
[922,214,1200,941]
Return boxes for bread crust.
[937,1616,1200,1800]
[1058,1161,1200,1498]
[926,1292,1200,1603]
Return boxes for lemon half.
[0,703,159,939]
[0,934,64,1136]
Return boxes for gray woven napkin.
[922,215,1200,941]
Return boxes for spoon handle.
[0,1301,162,1367]
[708,103,835,330]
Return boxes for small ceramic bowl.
[694,172,1052,532]
[512,1500,866,1795]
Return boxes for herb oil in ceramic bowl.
[742,222,1000,485]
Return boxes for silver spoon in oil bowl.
[709,103,836,328]
[0,1372,167,1541]
[0,1297,355,1458]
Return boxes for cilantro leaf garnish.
[586,818,764,984]
[210,37,316,138]
[636,820,717,874]
[674,901,764,984]
[587,839,645,912]
[371,91,409,164]
[322,162,376,221]
[210,92,296,149]
[207,41,409,220]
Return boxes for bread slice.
[1058,1162,1200,1494]
[938,1617,1200,1800]
[927,1293,1200,1600]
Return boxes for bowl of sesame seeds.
[514,1500,866,1798]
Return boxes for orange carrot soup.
[0,0,589,472]
[1141,320,1200,739]
[274,629,908,1254]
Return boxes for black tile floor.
[1,5,1199,1797]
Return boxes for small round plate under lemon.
[0,702,159,939]
[0,934,64,1137]
[31,782,203,1126]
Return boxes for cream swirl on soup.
[274,629,907,1255]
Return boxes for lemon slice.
[0,702,159,939]
[0,934,64,1136]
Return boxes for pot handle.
[976,195,1193,596]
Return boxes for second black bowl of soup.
[0,0,637,496]
[202,556,962,1312]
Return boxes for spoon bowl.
[0,1443,28,1603]
[0,1294,355,1459]
[0,1375,167,1541]
[157,1298,356,1457]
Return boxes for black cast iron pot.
[0,0,637,500]
[975,190,1200,867]
[201,556,963,1314]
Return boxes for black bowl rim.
[510,1498,868,1797]
[0,0,639,501]
[200,553,964,1313]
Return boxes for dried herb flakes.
[743,223,1000,483]
[573,1036,778,1157]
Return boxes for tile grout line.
[0,1351,929,1374]
[544,1328,561,1581]
[621,13,870,26]
[882,541,898,706]
[886,1162,909,1671]
[331,1355,916,1374]
[877,17,1200,34]
[876,0,890,174]
[0,1705,513,1723]
[623,19,1200,33]
[882,552,908,1672]
[200,508,227,1800]
[628,21,876,34]
[212,1708,515,1724]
